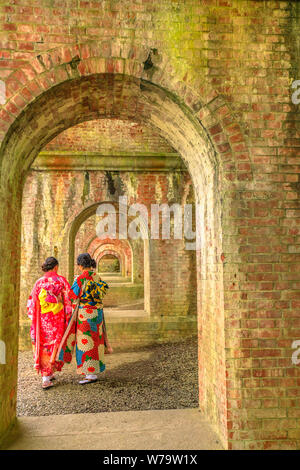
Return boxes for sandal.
[79,378,98,385]
[42,381,54,389]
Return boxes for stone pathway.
[11,338,225,450]
[7,409,224,450]
[17,338,198,416]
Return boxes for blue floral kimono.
[57,270,109,375]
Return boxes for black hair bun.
[77,253,92,268]
[42,256,58,272]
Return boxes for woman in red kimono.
[27,257,72,389]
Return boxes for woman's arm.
[102,312,113,353]
[89,275,112,353]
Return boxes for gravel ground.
[17,337,198,416]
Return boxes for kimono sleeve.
[92,279,109,302]
[27,283,39,320]
[60,275,73,319]
[69,274,84,304]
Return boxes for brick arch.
[0,69,233,446]
[87,238,133,280]
[67,201,149,314]
[66,199,148,281]
[96,247,130,280]
[97,249,122,264]
[0,40,252,183]
[88,237,132,258]
[97,250,122,274]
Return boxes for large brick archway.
[1,0,300,451]
[0,40,252,182]
[0,69,238,447]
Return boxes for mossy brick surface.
[0,0,299,450]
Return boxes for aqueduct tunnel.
[20,118,198,350]
[2,72,226,447]
[0,0,299,451]
[98,253,121,273]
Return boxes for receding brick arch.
[0,71,231,446]
[88,238,133,280]
[97,250,122,274]
[67,201,149,314]
[67,200,147,277]
[97,249,122,266]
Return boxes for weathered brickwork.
[45,119,175,155]
[88,237,133,278]
[0,0,299,450]
[20,167,197,348]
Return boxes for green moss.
[81,171,90,205]
[152,3,208,84]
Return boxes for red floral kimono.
[27,271,72,377]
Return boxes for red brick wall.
[44,119,175,154]
[20,167,197,326]
[0,0,299,450]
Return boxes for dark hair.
[77,253,92,268]
[42,256,58,272]
[91,258,96,269]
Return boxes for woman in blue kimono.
[57,253,111,384]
